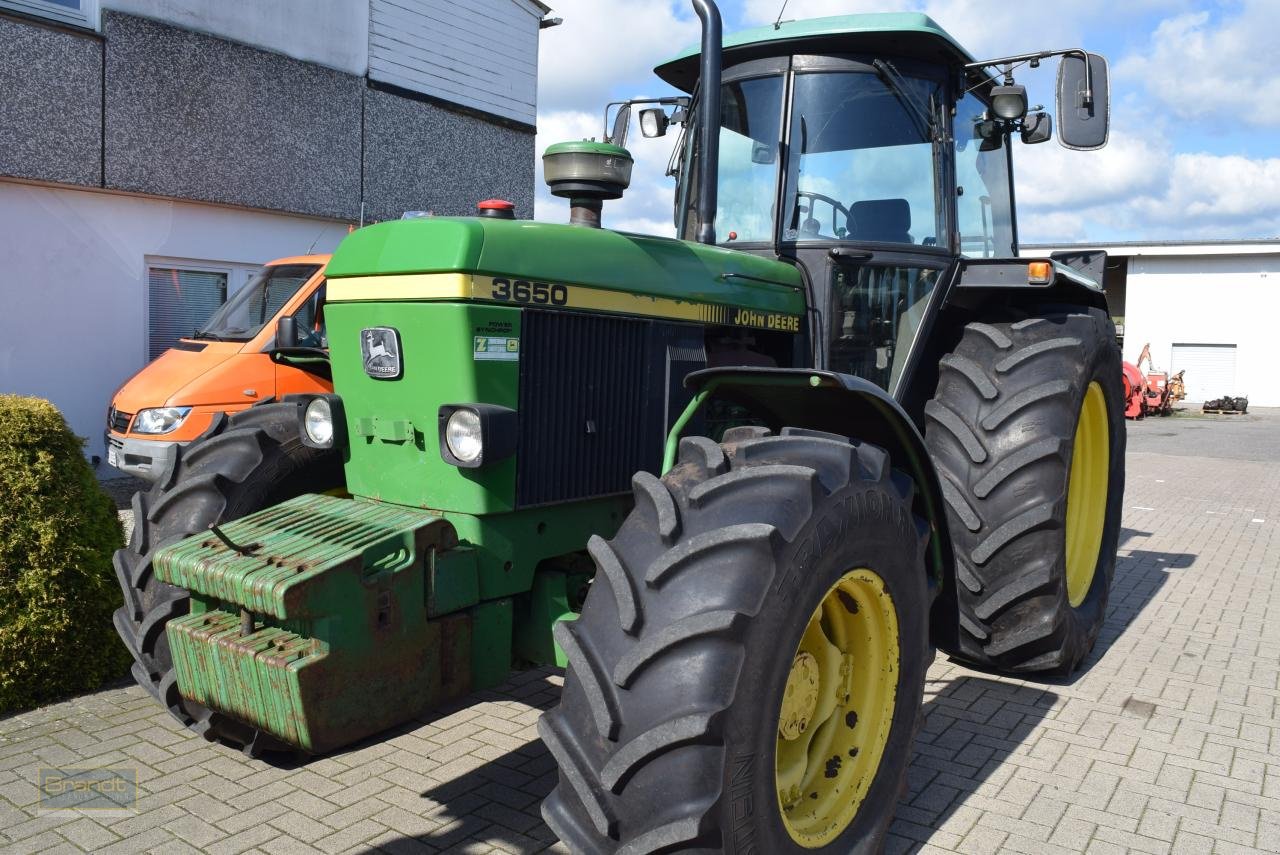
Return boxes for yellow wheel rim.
[1065,381,1109,607]
[775,568,899,847]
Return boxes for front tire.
[925,307,1125,674]
[112,401,342,753]
[541,427,930,853]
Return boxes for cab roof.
[655,12,973,91]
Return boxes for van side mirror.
[1057,52,1109,150]
[1021,112,1052,144]
[276,316,298,349]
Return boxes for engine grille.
[109,408,133,433]
[515,310,705,508]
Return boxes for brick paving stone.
[3,415,1280,853]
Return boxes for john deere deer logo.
[361,327,401,379]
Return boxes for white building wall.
[1123,254,1280,406]
[101,0,371,76]
[0,180,350,459]
[369,0,542,125]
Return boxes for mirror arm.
[966,48,1092,106]
[604,96,692,143]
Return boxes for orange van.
[106,255,331,480]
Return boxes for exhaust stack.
[691,0,722,245]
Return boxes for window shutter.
[148,267,227,360]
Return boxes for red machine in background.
[1123,343,1185,418]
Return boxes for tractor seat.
[847,198,913,244]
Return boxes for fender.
[666,367,953,593]
[949,256,1108,313]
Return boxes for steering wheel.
[792,190,852,239]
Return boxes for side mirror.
[639,108,670,138]
[1057,52,1109,150]
[1021,112,1053,144]
[608,104,631,148]
[276,316,298,349]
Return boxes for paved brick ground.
[4,412,1279,853]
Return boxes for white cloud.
[1015,140,1280,243]
[1116,1,1280,128]
[1139,153,1280,229]
[538,1,699,113]
[1015,127,1171,214]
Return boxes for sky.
[532,0,1280,245]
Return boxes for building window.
[147,265,228,360]
[0,0,99,29]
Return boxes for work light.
[990,84,1029,120]
[639,108,670,138]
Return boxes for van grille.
[109,409,133,433]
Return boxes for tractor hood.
[111,342,242,413]
[324,217,804,320]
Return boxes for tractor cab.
[584,11,1109,395]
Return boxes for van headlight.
[132,407,191,434]
[438,404,516,468]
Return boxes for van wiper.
[192,331,225,341]
[872,59,938,143]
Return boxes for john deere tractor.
[113,2,1123,850]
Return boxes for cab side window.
[954,92,1015,257]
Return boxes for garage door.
[1171,343,1237,402]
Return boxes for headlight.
[445,409,483,464]
[303,398,334,447]
[132,407,191,435]
[437,404,517,468]
[295,395,345,450]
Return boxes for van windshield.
[195,264,320,342]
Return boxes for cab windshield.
[195,264,319,342]
[784,69,943,247]
[679,61,973,251]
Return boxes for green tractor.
[113,2,1123,850]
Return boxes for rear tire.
[112,401,342,754]
[541,427,930,853]
[925,307,1125,674]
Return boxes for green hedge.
[0,395,129,712]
